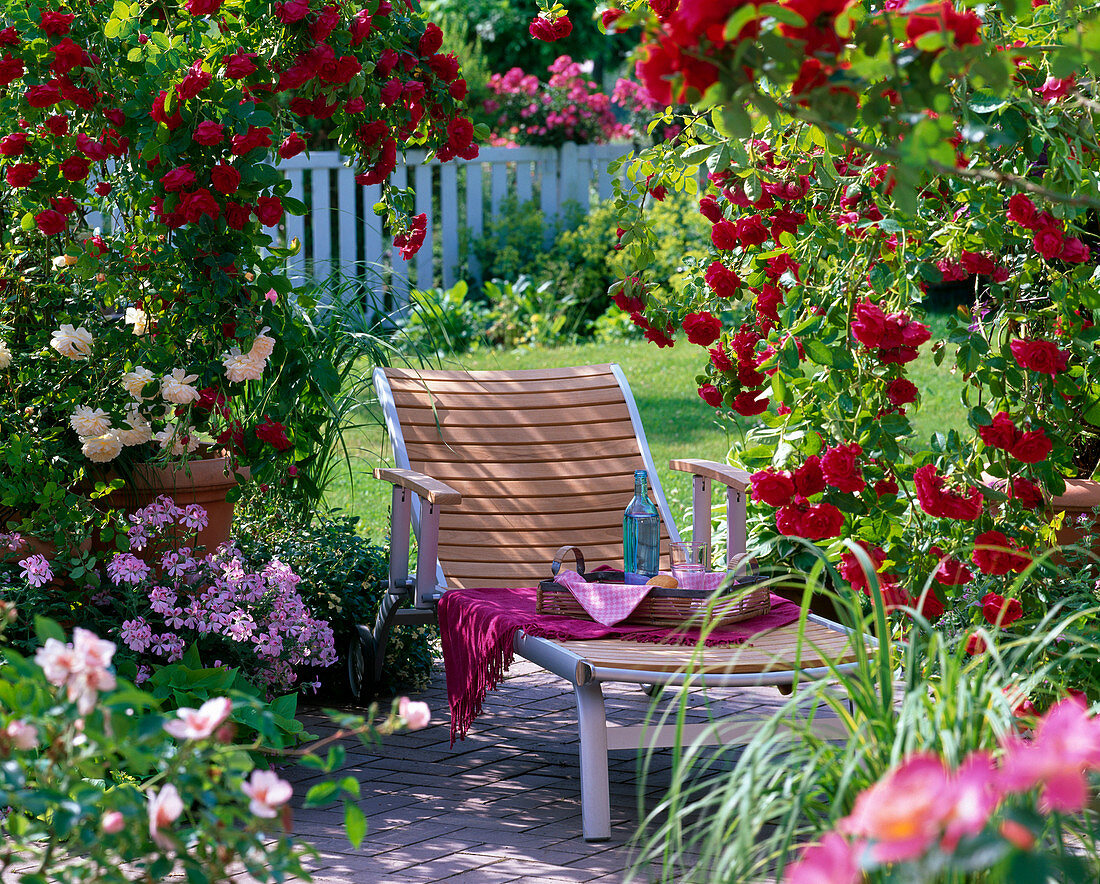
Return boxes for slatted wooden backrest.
[375,363,681,589]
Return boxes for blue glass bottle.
[623,469,660,577]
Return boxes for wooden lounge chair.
[352,363,860,841]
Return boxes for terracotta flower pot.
[1050,478,1100,561]
[119,455,249,553]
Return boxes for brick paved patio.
[287,659,791,884]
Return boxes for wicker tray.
[536,546,770,629]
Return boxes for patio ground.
[288,659,792,884]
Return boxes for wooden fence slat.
[414,162,433,292]
[389,163,409,319]
[516,160,533,205]
[597,160,614,202]
[440,163,458,290]
[310,166,332,283]
[490,161,508,219]
[465,162,483,282]
[559,141,579,211]
[539,155,559,243]
[336,165,357,293]
[283,169,306,285]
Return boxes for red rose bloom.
[682,311,722,347]
[40,11,75,37]
[1009,477,1044,510]
[794,455,827,497]
[210,163,241,195]
[704,261,740,298]
[224,51,259,78]
[0,133,28,155]
[981,592,1023,627]
[1060,238,1090,263]
[838,543,888,595]
[972,530,1030,576]
[1032,225,1065,260]
[965,633,988,655]
[735,215,770,248]
[1010,339,1069,376]
[35,209,67,235]
[821,443,865,494]
[255,416,293,451]
[160,165,196,192]
[192,121,225,145]
[886,377,918,407]
[776,501,845,541]
[874,477,899,497]
[181,188,220,223]
[732,390,769,416]
[698,195,723,223]
[601,8,625,28]
[1009,429,1052,464]
[255,196,284,226]
[152,91,184,129]
[529,13,572,41]
[905,1,982,48]
[176,60,212,102]
[76,133,107,160]
[711,220,738,250]
[978,411,1019,450]
[929,546,973,585]
[6,162,39,188]
[275,0,311,24]
[26,83,61,108]
[429,53,460,82]
[751,469,796,507]
[59,155,90,181]
[913,464,984,520]
[698,383,723,408]
[224,201,251,230]
[709,343,733,372]
[0,53,24,87]
[310,4,340,41]
[447,117,475,152]
[277,133,306,159]
[1006,194,1039,228]
[186,0,224,13]
[419,22,443,56]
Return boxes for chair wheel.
[347,627,375,702]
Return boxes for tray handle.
[550,545,585,577]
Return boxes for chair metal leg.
[574,680,611,842]
[371,589,406,682]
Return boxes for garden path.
[288,659,791,883]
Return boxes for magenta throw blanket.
[436,586,803,744]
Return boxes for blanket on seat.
[436,586,802,743]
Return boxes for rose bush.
[601,0,1100,663]
[0,611,432,883]
[0,0,479,578]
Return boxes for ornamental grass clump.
[0,0,480,573]
[103,496,336,695]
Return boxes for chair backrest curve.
[375,363,680,589]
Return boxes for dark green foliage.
[233,506,436,699]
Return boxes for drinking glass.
[670,541,709,591]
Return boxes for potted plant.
[0,1,480,574]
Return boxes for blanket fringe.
[450,624,520,746]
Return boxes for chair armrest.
[373,467,462,505]
[669,459,750,493]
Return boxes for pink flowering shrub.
[0,614,428,882]
[483,55,629,147]
[104,496,336,696]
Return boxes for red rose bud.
[965,632,987,655]
[698,383,723,408]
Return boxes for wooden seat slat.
[438,492,634,517]
[397,402,633,430]
[400,420,639,447]
[386,364,617,383]
[437,510,626,534]
[406,449,645,471]
[391,386,628,412]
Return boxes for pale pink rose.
[101,810,125,834]
[0,339,10,369]
[160,368,200,405]
[247,326,275,361]
[1000,697,1100,812]
[34,637,82,686]
[164,696,232,740]
[241,769,293,818]
[50,323,93,359]
[74,627,116,670]
[786,832,860,884]
[840,753,953,862]
[121,366,156,399]
[148,783,184,849]
[221,347,265,383]
[70,406,111,436]
[398,697,431,731]
[5,719,38,750]
[81,431,124,463]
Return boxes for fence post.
[465,159,484,284]
[440,163,459,290]
[414,159,433,292]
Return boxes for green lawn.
[323,327,968,542]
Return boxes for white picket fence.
[272,142,635,314]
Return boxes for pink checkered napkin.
[552,570,653,626]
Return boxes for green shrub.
[395,280,492,357]
[233,507,436,698]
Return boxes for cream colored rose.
[154,424,199,456]
[70,406,111,437]
[222,348,265,383]
[50,324,93,360]
[121,366,155,399]
[125,307,149,336]
[117,409,152,446]
[52,254,78,269]
[248,327,275,361]
[0,340,11,369]
[81,431,123,463]
[160,368,200,405]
